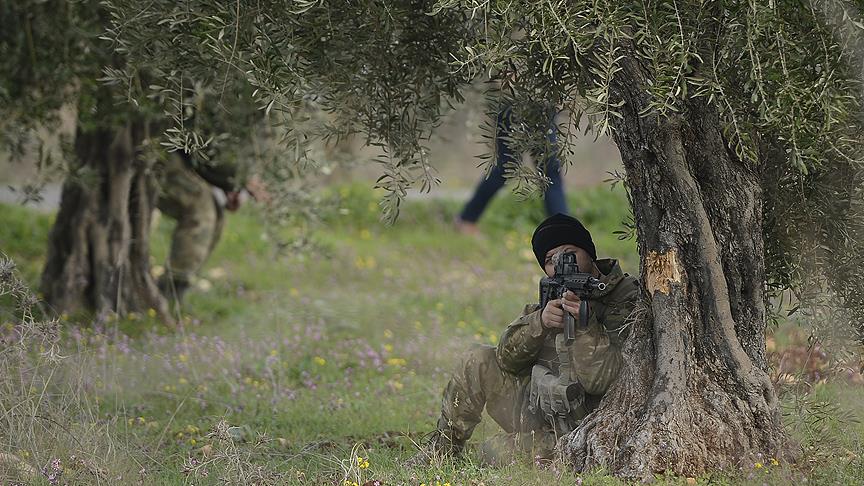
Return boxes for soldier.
[155,151,258,304]
[411,213,639,464]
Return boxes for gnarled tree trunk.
[563,55,784,478]
[40,118,171,322]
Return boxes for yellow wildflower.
[754,462,763,469]
[290,288,299,297]
[383,344,393,352]
[360,229,371,240]
[178,354,188,363]
[383,329,394,339]
[357,456,370,469]
[386,358,407,367]
[147,308,157,318]
[770,457,779,466]
[313,356,327,366]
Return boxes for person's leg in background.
[456,108,514,234]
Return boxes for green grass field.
[0,185,862,485]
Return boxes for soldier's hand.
[541,291,581,330]
[560,291,582,319]
[225,191,242,212]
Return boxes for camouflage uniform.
[156,153,240,299]
[435,258,639,463]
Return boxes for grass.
[0,184,862,485]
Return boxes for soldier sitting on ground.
[410,213,639,465]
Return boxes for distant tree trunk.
[562,55,784,477]
[40,118,171,322]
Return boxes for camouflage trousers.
[156,155,224,295]
[437,344,561,464]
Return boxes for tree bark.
[562,54,785,478]
[40,119,171,322]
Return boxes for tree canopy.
[101,0,864,335]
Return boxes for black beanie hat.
[531,213,597,268]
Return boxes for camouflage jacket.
[496,259,639,397]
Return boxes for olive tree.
[102,0,864,478]
[1,0,261,321]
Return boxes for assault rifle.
[539,251,606,345]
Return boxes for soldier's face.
[544,244,593,277]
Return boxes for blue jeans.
[459,108,569,223]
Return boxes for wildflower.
[290,288,300,297]
[770,457,779,466]
[179,377,189,385]
[357,456,370,469]
[360,229,372,240]
[386,358,406,367]
[383,329,393,339]
[147,308,157,318]
[754,462,763,469]
[178,354,189,363]
[270,349,278,357]
[343,481,359,486]
[313,356,327,366]
[383,344,393,352]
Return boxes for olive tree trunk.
[40,120,171,322]
[562,55,784,477]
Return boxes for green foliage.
[101,0,864,337]
[102,0,475,222]
[1,197,861,484]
